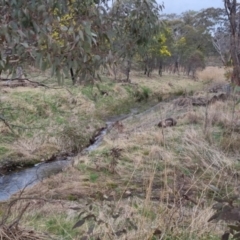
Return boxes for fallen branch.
[0,195,58,239]
[9,202,30,228]
[0,77,49,88]
[0,115,16,135]
[0,114,42,136]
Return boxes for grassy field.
[1,66,239,240]
[0,68,212,165]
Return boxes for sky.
[159,0,223,14]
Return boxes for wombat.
[157,118,177,128]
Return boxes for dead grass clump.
[183,111,203,125]
[57,125,88,153]
[148,146,163,161]
[197,66,226,82]
[181,100,233,133]
[112,85,129,98]
[6,135,69,164]
[173,97,192,108]
[207,101,232,128]
[0,225,48,240]
[220,133,240,154]
[181,128,233,169]
[0,121,15,135]
[11,137,59,159]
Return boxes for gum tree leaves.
[0,0,110,84]
[0,0,165,84]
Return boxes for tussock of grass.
[182,110,203,125]
[0,225,49,240]
[180,127,233,169]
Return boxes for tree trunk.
[144,65,147,75]
[70,67,76,85]
[126,59,131,82]
[225,0,240,85]
[144,56,149,75]
[158,59,162,76]
[231,65,240,85]
[173,60,179,75]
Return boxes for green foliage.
[109,0,164,80]
[59,123,91,153]
[184,49,205,70]
[0,0,111,83]
[0,0,166,84]
[89,172,99,182]
[134,86,151,102]
[45,215,78,240]
[67,194,78,201]
[147,29,172,58]
[0,146,9,155]
[111,0,163,49]
[81,85,95,100]
[162,11,216,75]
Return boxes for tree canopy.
[0,0,164,83]
[0,0,232,83]
[0,0,114,83]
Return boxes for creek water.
[0,99,170,202]
[0,90,223,201]
[0,112,135,201]
[0,160,70,201]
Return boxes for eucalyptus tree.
[164,13,201,75]
[162,10,217,76]
[195,7,229,65]
[141,28,172,77]
[224,0,240,85]
[0,0,166,84]
[0,0,112,84]
[109,0,163,81]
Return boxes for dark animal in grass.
[157,118,177,128]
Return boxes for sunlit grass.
[197,66,226,82]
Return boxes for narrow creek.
[0,93,179,202]
[0,110,138,201]
[0,86,224,201]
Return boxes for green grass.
[89,172,99,182]
[38,214,79,240]
[163,234,220,240]
[1,67,229,239]
[0,146,9,156]
[81,85,95,100]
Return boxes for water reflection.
[0,160,70,201]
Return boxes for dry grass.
[0,225,49,240]
[0,67,212,163]
[2,67,239,239]
[197,66,226,83]
[0,84,106,162]
[130,70,205,97]
[13,93,240,239]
